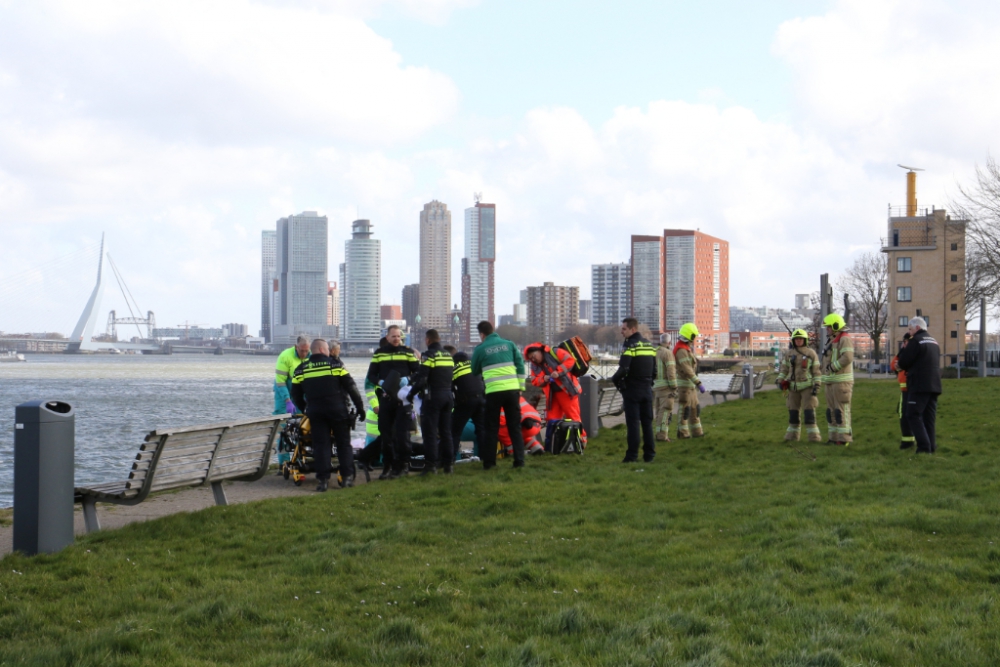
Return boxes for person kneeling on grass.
[498,396,545,457]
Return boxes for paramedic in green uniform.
[274,335,310,414]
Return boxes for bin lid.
[15,400,75,422]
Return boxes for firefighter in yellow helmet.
[821,313,854,445]
[674,322,706,438]
[777,329,822,442]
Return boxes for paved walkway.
[1,384,779,557]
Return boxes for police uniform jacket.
[611,332,658,400]
[408,342,455,398]
[291,354,364,419]
[366,342,421,391]
[451,351,485,403]
[896,329,942,394]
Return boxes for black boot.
[316,479,329,492]
[419,465,437,477]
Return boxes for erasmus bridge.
[0,235,161,353]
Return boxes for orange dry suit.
[524,342,583,424]
[499,396,544,455]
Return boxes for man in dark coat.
[895,316,942,454]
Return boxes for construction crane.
[176,321,206,341]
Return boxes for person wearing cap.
[652,333,677,442]
[895,317,941,454]
[890,333,916,450]
[776,329,822,442]
[674,322,706,438]
[612,317,658,462]
[821,313,854,445]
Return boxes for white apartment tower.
[591,263,631,326]
[461,200,496,341]
[272,211,331,345]
[261,230,276,341]
[343,219,381,343]
[419,200,451,329]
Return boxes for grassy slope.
[2,380,1000,667]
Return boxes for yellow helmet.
[679,322,700,341]
[823,313,846,332]
[791,328,808,341]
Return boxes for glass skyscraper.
[343,219,381,343]
[272,211,331,345]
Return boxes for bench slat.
[158,443,218,460]
[159,432,225,450]
[147,415,286,437]
[213,441,271,458]
[215,435,270,452]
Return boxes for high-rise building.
[343,219,381,343]
[527,282,580,344]
[794,294,811,310]
[419,200,451,329]
[579,299,592,324]
[883,181,966,365]
[338,264,346,334]
[222,323,249,338]
[260,230,276,341]
[591,263,631,326]
[402,284,419,327]
[272,211,332,345]
[327,282,339,329]
[631,235,663,332]
[381,305,402,321]
[461,199,496,341]
[662,229,729,354]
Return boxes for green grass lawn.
[3,379,1000,666]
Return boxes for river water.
[0,354,738,508]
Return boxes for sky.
[1,0,999,335]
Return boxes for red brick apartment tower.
[662,230,729,355]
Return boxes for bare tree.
[836,251,889,362]
[951,159,1000,319]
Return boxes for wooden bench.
[753,371,767,390]
[710,373,747,404]
[74,415,288,533]
[596,380,624,428]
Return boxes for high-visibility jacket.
[471,332,525,394]
[408,342,454,396]
[653,344,677,390]
[290,354,364,418]
[673,341,701,388]
[526,343,581,396]
[452,351,485,401]
[275,346,308,387]
[499,396,542,446]
[777,345,821,392]
[890,355,907,391]
[822,333,854,384]
[365,408,380,437]
[612,332,657,398]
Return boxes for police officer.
[366,325,420,479]
[407,329,455,475]
[612,317,657,463]
[290,339,364,492]
[896,316,941,454]
[445,344,486,464]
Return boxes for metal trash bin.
[578,375,599,438]
[741,363,754,399]
[13,400,75,555]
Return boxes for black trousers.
[307,411,353,481]
[377,397,412,472]
[357,436,381,466]
[906,391,938,453]
[623,392,655,461]
[421,391,454,467]
[898,393,914,444]
[452,397,485,459]
[483,390,523,467]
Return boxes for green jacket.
[275,346,308,387]
[471,332,525,394]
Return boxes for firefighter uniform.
[451,351,486,459]
[821,315,854,444]
[652,340,677,441]
[777,332,822,442]
[290,353,365,489]
[407,342,455,473]
[674,326,704,438]
[366,341,421,475]
[890,351,916,449]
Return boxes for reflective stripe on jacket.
[673,341,700,388]
[653,345,677,389]
[471,332,525,394]
[777,346,820,392]
[275,346,307,387]
[822,333,854,384]
[365,409,380,436]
